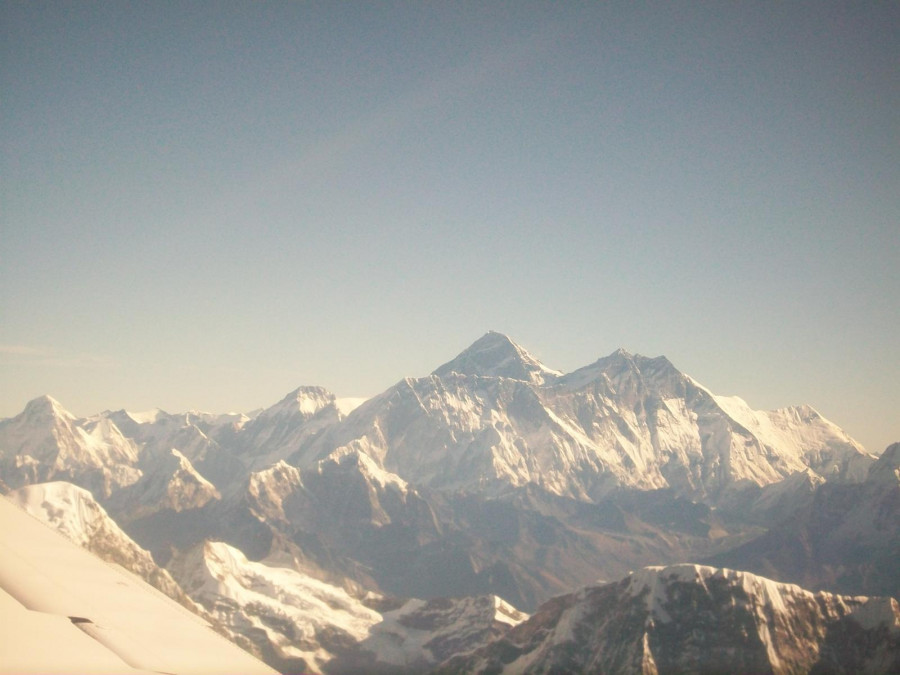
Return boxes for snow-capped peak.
[9,481,111,548]
[335,397,368,416]
[626,563,807,620]
[444,563,900,674]
[123,408,165,424]
[433,332,561,384]
[0,396,141,496]
[21,394,76,422]
[261,386,337,419]
[556,348,683,393]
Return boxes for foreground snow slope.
[7,481,192,608]
[0,495,275,675]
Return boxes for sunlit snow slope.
[438,563,900,674]
[0,496,275,675]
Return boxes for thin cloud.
[204,19,566,220]
[0,344,118,368]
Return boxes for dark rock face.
[1,340,895,674]
[435,564,900,675]
[708,443,900,602]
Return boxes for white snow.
[9,481,109,549]
[335,397,369,415]
[293,342,873,504]
[713,395,873,481]
[433,332,562,385]
[623,563,897,671]
[169,541,382,673]
[361,594,529,668]
[125,409,163,425]
[0,396,142,495]
[0,496,275,674]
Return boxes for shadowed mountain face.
[291,333,872,505]
[707,442,900,601]
[0,395,141,497]
[1,334,873,506]
[1,334,895,673]
[435,564,900,675]
[7,481,196,610]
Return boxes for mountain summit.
[1,335,894,672]
[437,564,900,674]
[433,331,561,385]
[297,333,874,504]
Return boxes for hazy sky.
[2,2,897,452]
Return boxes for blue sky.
[2,2,897,452]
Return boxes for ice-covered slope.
[540,348,872,499]
[105,447,221,522]
[100,408,250,489]
[298,335,873,504]
[7,481,196,611]
[158,447,741,613]
[713,395,872,481]
[709,441,900,601]
[168,540,381,674]
[167,539,528,675]
[1,335,871,507]
[433,331,562,385]
[0,493,275,674]
[234,386,347,469]
[0,396,140,497]
[0,337,880,611]
[437,563,900,674]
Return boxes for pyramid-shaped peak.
[463,331,524,356]
[433,332,560,384]
[22,394,75,421]
[604,347,635,362]
[263,385,336,419]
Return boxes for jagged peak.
[558,349,682,391]
[625,563,815,612]
[20,394,77,423]
[263,385,336,418]
[433,332,561,384]
[769,403,825,423]
[248,459,302,486]
[323,446,410,494]
[119,408,164,424]
[600,349,675,371]
[867,442,900,487]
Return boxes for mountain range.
[437,563,900,674]
[1,332,897,673]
